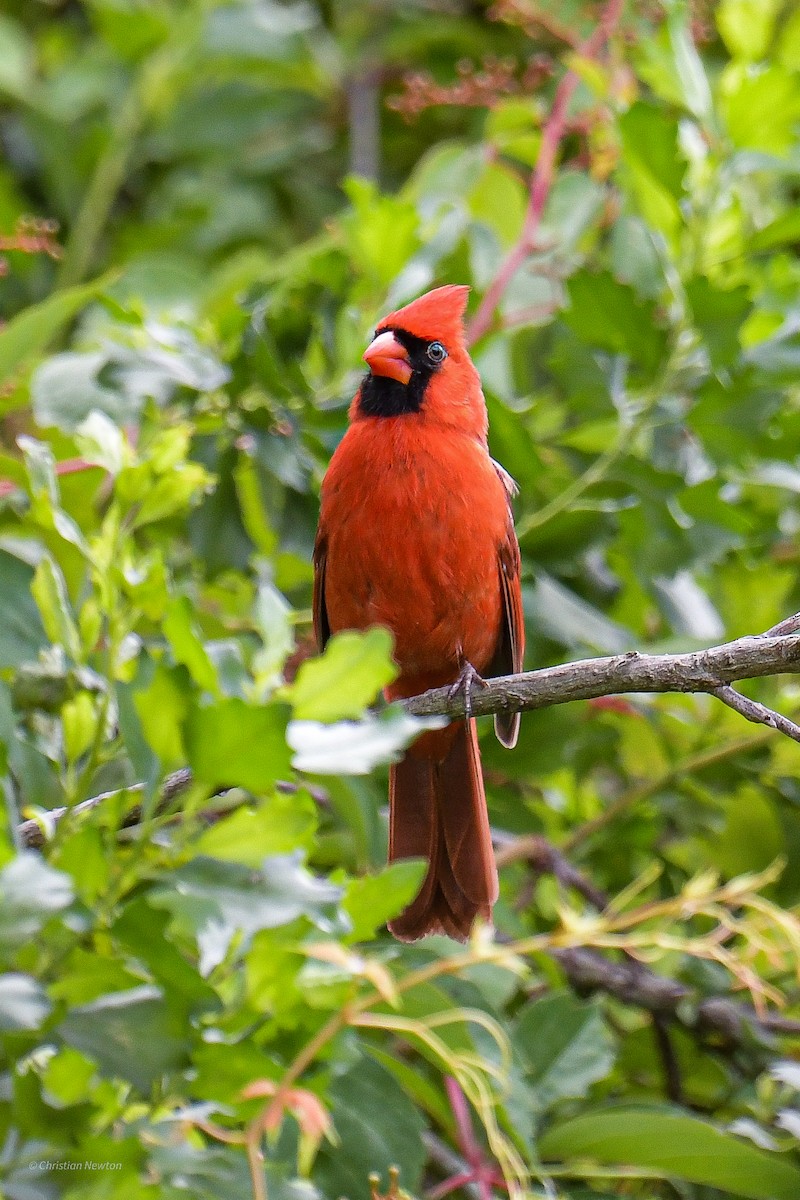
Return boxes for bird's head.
[355,285,486,437]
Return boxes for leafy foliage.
[1,2,800,1199]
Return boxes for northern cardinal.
[313,285,524,940]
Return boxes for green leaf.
[779,6,800,67]
[75,409,126,475]
[32,351,135,431]
[513,991,615,1114]
[0,853,73,955]
[19,435,91,554]
[186,698,292,792]
[41,1047,97,1106]
[113,898,220,1019]
[341,179,420,287]
[618,103,684,235]
[134,663,190,766]
[0,550,48,668]
[58,985,189,1093]
[528,573,632,654]
[708,785,784,877]
[131,462,214,527]
[163,594,219,694]
[149,853,343,973]
[0,16,35,102]
[719,63,800,154]
[194,790,318,865]
[290,628,397,721]
[343,860,426,942]
[234,452,277,555]
[147,1142,260,1200]
[61,692,99,763]
[685,277,750,368]
[717,0,781,61]
[314,1055,427,1200]
[31,555,81,660]
[0,973,51,1031]
[469,162,527,247]
[0,275,113,386]
[666,9,713,120]
[288,708,444,775]
[539,1107,800,1199]
[747,209,800,255]
[564,270,668,377]
[540,171,606,254]
[253,579,295,684]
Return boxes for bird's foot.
[448,660,489,720]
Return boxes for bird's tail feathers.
[387,720,498,942]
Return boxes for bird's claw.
[448,660,489,720]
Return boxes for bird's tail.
[387,720,498,942]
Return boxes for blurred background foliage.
[1,0,800,1197]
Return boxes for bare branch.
[652,1014,683,1104]
[712,684,800,744]
[403,625,800,727]
[18,619,800,850]
[552,945,800,1041]
[15,771,324,850]
[17,768,193,850]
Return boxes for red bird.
[313,286,524,940]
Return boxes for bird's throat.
[358,371,428,417]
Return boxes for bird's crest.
[378,285,470,345]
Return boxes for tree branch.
[402,624,800,727]
[493,830,800,1070]
[712,684,800,744]
[494,831,608,909]
[551,945,800,1042]
[16,768,193,850]
[17,618,800,851]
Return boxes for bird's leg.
[448,659,489,720]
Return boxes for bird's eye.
[427,341,447,363]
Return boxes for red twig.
[439,1078,507,1200]
[467,0,625,344]
[446,1077,483,1169]
[0,457,97,499]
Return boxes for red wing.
[489,463,524,748]
[312,533,331,652]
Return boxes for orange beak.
[363,330,413,386]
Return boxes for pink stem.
[445,1077,482,1167]
[0,456,98,499]
[427,1172,478,1199]
[467,0,625,345]
[444,1078,496,1200]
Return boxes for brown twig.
[652,1014,683,1103]
[15,770,327,850]
[713,684,800,744]
[467,0,625,343]
[494,831,608,909]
